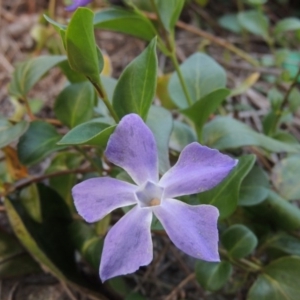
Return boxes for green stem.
[75,146,102,175]
[169,53,193,106]
[92,79,119,123]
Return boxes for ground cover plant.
[1,0,300,299]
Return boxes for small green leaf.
[238,10,269,40]
[43,14,66,32]
[54,81,94,128]
[9,56,66,99]
[195,260,232,291]
[112,38,157,120]
[66,8,101,86]
[274,17,300,36]
[218,14,242,33]
[169,53,226,109]
[199,155,255,219]
[169,120,197,152]
[94,8,156,41]
[17,121,64,166]
[248,191,300,231]
[272,155,300,200]
[146,106,173,174]
[204,116,300,153]
[57,120,115,146]
[19,184,42,223]
[222,224,258,259]
[181,88,230,134]
[154,0,184,31]
[247,256,300,300]
[0,120,29,149]
[239,166,270,206]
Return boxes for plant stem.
[75,146,102,175]
[21,96,35,121]
[92,79,119,123]
[271,66,300,134]
[169,53,193,106]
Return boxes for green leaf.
[146,106,173,174]
[218,14,242,33]
[169,120,197,152]
[0,120,29,149]
[247,256,300,300]
[239,166,270,206]
[248,191,300,231]
[264,233,300,257]
[221,224,258,259]
[272,155,300,200]
[154,0,184,31]
[66,8,101,86]
[181,88,230,134]
[199,155,255,219]
[274,17,300,36]
[94,8,157,41]
[203,116,300,153]
[169,53,226,109]
[0,230,40,278]
[19,184,42,223]
[54,81,94,128]
[5,185,106,298]
[9,55,66,99]
[17,121,64,166]
[43,14,66,32]
[46,152,82,209]
[57,120,115,146]
[195,260,232,292]
[238,10,269,39]
[112,38,157,120]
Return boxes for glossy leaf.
[19,184,42,223]
[5,185,106,298]
[9,56,66,99]
[195,260,232,291]
[17,121,64,166]
[94,8,156,41]
[155,0,184,31]
[221,224,258,259]
[112,38,157,120]
[66,8,102,86]
[248,257,300,300]
[169,120,197,152]
[274,17,300,36]
[218,14,242,33]
[203,116,300,153]
[0,120,29,149]
[272,155,300,200]
[57,120,115,146]
[199,155,255,219]
[0,230,40,278]
[146,105,173,174]
[46,152,83,209]
[238,10,269,39]
[249,191,300,231]
[181,88,230,133]
[169,53,226,108]
[239,166,270,206]
[54,81,94,128]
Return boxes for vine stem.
[21,96,35,121]
[91,78,119,123]
[75,146,102,175]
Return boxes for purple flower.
[72,114,237,281]
[65,0,92,11]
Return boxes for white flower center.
[135,181,164,208]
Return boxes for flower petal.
[72,177,137,223]
[159,142,237,198]
[153,198,219,261]
[100,206,153,281]
[65,0,92,11]
[105,114,158,185]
